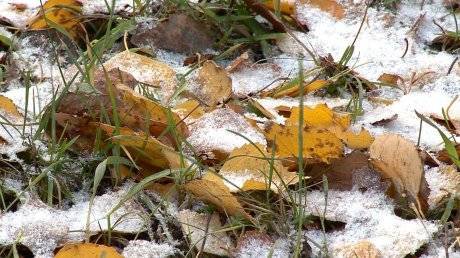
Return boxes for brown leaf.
[436,143,460,165]
[336,241,382,258]
[185,172,252,220]
[301,0,345,19]
[192,60,233,107]
[369,134,429,213]
[309,151,371,191]
[130,13,215,54]
[220,143,298,193]
[378,73,403,85]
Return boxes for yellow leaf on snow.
[185,172,252,220]
[369,134,429,213]
[178,210,232,256]
[0,95,22,118]
[302,0,345,19]
[28,0,82,39]
[104,51,177,95]
[220,143,298,193]
[193,60,233,107]
[264,0,295,15]
[55,243,122,258]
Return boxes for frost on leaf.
[55,243,123,258]
[178,210,232,256]
[335,241,382,258]
[220,143,298,193]
[369,134,430,214]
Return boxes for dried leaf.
[436,143,460,165]
[335,128,374,149]
[0,95,22,118]
[173,99,205,121]
[131,13,215,54]
[185,172,251,219]
[28,0,82,40]
[220,143,298,193]
[378,73,403,85]
[301,0,345,19]
[430,113,460,136]
[264,0,295,15]
[104,51,177,95]
[178,210,232,256]
[55,243,122,258]
[369,134,429,213]
[271,80,329,98]
[193,60,232,107]
[336,241,382,258]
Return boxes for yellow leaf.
[336,241,382,258]
[369,134,428,213]
[302,0,345,19]
[0,95,22,118]
[104,51,177,94]
[264,0,295,15]
[339,128,374,149]
[28,0,82,39]
[265,123,343,164]
[173,99,205,121]
[55,243,122,258]
[96,123,182,171]
[271,79,329,98]
[287,104,334,128]
[185,172,252,220]
[220,143,298,193]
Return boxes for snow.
[0,184,147,257]
[301,189,439,257]
[186,108,267,157]
[122,240,177,258]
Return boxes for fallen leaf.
[178,210,232,256]
[28,0,82,40]
[436,143,460,165]
[309,151,371,191]
[130,13,215,54]
[335,128,374,149]
[104,51,177,100]
[270,80,329,98]
[264,0,295,15]
[0,95,22,118]
[369,134,429,213]
[378,73,403,85]
[55,243,122,258]
[249,98,275,120]
[185,172,251,219]
[335,241,382,258]
[173,99,205,121]
[220,143,298,193]
[430,113,460,136]
[428,165,460,207]
[192,60,233,107]
[301,0,345,19]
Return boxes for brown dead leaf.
[178,210,232,256]
[369,134,429,213]
[220,143,298,193]
[249,98,275,120]
[378,73,403,85]
[436,143,460,165]
[185,172,252,220]
[309,151,370,191]
[301,0,345,19]
[173,99,205,121]
[430,113,460,136]
[193,60,233,107]
[131,13,215,54]
[28,0,82,40]
[55,243,122,258]
[336,241,382,258]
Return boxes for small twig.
[447,56,459,75]
[401,38,409,58]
